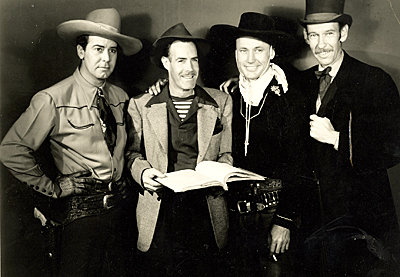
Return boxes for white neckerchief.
[238,63,288,155]
[239,63,288,106]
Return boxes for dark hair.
[76,35,89,50]
[161,39,199,59]
[76,35,122,52]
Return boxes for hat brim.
[298,14,353,28]
[57,20,143,56]
[209,24,300,58]
[150,36,210,69]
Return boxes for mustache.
[315,47,333,54]
[181,70,197,76]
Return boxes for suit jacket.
[301,51,400,241]
[126,85,233,252]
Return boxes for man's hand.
[146,78,168,96]
[142,168,166,192]
[310,114,339,148]
[219,77,239,94]
[269,224,290,254]
[54,170,99,198]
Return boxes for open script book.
[155,161,265,192]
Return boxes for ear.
[77,45,85,59]
[303,28,310,45]
[161,56,170,71]
[270,47,276,60]
[339,24,349,43]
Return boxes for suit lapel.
[317,52,353,117]
[147,103,169,156]
[197,103,218,164]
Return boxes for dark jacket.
[231,74,314,229]
[301,51,400,242]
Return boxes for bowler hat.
[209,12,300,57]
[298,0,352,27]
[57,8,143,56]
[151,22,210,69]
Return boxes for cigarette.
[272,254,277,262]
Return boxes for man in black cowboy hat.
[208,12,313,276]
[298,0,400,275]
[125,22,233,276]
[0,8,142,277]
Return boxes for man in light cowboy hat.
[125,22,233,276]
[207,12,313,276]
[298,0,400,275]
[0,8,142,276]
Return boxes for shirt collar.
[318,50,344,80]
[145,85,219,108]
[73,68,105,108]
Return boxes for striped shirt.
[171,95,195,121]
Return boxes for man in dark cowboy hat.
[125,22,233,276]
[0,8,142,277]
[298,0,400,275]
[208,13,313,276]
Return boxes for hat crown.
[305,0,345,16]
[237,12,275,32]
[85,8,121,32]
[160,22,192,39]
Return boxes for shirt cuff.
[333,131,340,150]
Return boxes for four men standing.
[1,0,400,276]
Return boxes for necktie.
[315,67,332,101]
[97,88,117,155]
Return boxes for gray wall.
[1,0,400,275]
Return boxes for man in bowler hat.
[0,8,142,276]
[125,22,233,276]
[298,0,400,275]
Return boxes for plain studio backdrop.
[1,0,400,276]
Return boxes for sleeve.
[216,94,233,166]
[0,91,58,197]
[352,67,400,170]
[125,98,152,189]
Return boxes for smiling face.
[235,37,275,81]
[304,22,348,68]
[77,35,118,86]
[161,41,199,97]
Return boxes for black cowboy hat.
[57,8,142,56]
[151,22,210,69]
[209,12,300,57]
[298,0,352,28]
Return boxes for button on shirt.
[0,68,128,197]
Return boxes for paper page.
[155,169,223,192]
[195,161,265,184]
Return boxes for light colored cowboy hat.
[209,12,300,57]
[57,8,142,56]
[151,22,210,69]
[298,0,352,28]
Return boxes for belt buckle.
[237,200,251,214]
[103,194,114,210]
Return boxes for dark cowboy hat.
[209,12,300,57]
[151,22,210,69]
[298,0,352,27]
[57,8,143,56]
